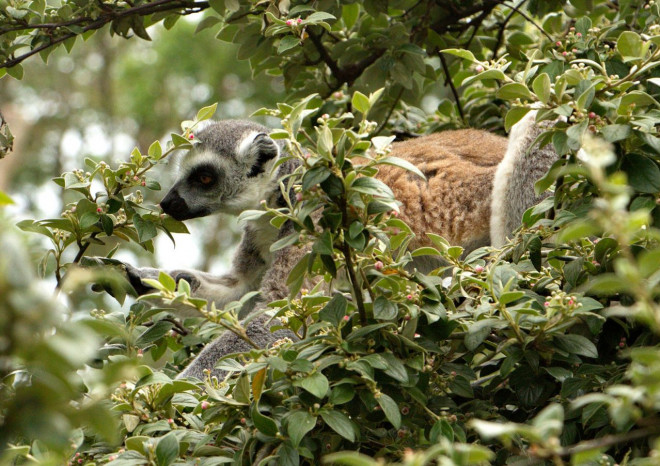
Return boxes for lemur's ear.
[239,132,280,177]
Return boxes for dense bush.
[2,1,660,465]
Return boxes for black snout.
[160,190,189,221]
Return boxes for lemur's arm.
[489,110,560,247]
[126,226,271,316]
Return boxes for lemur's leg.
[177,237,310,380]
[127,225,272,316]
[490,111,560,247]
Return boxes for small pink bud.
[588,112,596,119]
[168,418,174,423]
[295,192,303,202]
[544,301,550,307]
[374,261,384,271]
[342,315,350,322]
[570,27,575,31]
[240,417,247,424]
[406,294,413,300]
[404,315,411,321]
[141,181,146,187]
[332,91,343,99]
[390,210,398,217]
[297,18,302,24]
[572,48,578,53]
[475,65,484,72]
[568,299,574,306]
[201,401,210,410]
[286,19,293,26]
[556,41,562,46]
[97,207,103,213]
[188,133,194,140]
[133,176,139,181]
[562,51,568,56]
[414,333,420,338]
[474,265,484,273]
[576,32,582,37]
[619,342,625,348]
[322,113,329,119]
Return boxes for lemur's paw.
[83,256,156,297]
[83,256,139,297]
[124,263,158,296]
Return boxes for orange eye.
[199,175,213,185]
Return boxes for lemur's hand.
[84,257,155,296]
[85,257,201,297]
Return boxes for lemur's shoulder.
[389,129,507,168]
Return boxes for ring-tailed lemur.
[119,111,556,379]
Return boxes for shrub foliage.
[2,1,660,465]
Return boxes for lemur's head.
[160,120,282,220]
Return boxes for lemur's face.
[160,121,280,220]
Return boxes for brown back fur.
[374,129,508,250]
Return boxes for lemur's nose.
[160,190,188,221]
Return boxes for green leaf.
[320,410,356,442]
[196,103,218,121]
[133,214,158,243]
[554,334,598,358]
[375,156,425,180]
[616,31,643,59]
[461,69,507,86]
[352,91,370,114]
[312,230,334,255]
[250,402,279,437]
[319,294,348,326]
[155,432,179,466]
[351,177,394,197]
[270,232,300,252]
[373,296,398,320]
[496,83,533,101]
[6,64,24,80]
[441,48,476,62]
[621,153,660,193]
[322,452,378,466]
[600,124,630,142]
[302,165,331,191]
[376,393,401,428]
[136,320,173,346]
[532,73,551,104]
[342,3,360,29]
[0,190,15,205]
[294,372,329,398]
[329,385,355,405]
[505,107,532,132]
[499,291,525,305]
[287,411,316,447]
[278,35,300,54]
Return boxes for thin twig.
[492,0,529,60]
[438,51,466,123]
[504,0,552,42]
[374,86,405,136]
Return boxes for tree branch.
[1,0,209,69]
